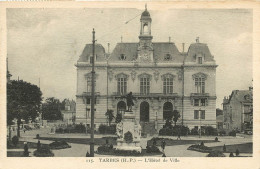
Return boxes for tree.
[172,110,180,126]
[115,112,122,123]
[42,97,62,120]
[7,80,42,137]
[105,109,115,126]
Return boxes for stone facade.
[75,7,217,131]
[222,88,253,132]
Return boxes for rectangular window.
[200,110,205,119]
[117,77,127,95]
[163,77,173,94]
[201,99,206,106]
[87,98,91,104]
[140,77,150,95]
[194,99,200,106]
[86,77,96,92]
[195,77,205,93]
[194,110,199,119]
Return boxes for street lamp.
[199,108,201,138]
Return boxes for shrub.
[12,136,19,147]
[204,126,218,136]
[146,145,161,153]
[229,130,236,136]
[187,144,212,153]
[190,128,199,135]
[33,145,54,157]
[97,145,113,153]
[207,150,225,157]
[159,125,189,136]
[114,149,141,155]
[74,123,86,133]
[218,129,226,136]
[98,124,116,134]
[49,140,71,150]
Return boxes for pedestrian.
[86,151,90,157]
[177,131,181,140]
[162,153,166,157]
[37,140,41,151]
[161,139,166,152]
[23,142,29,157]
[223,144,226,152]
[23,128,26,133]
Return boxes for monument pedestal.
[116,111,142,153]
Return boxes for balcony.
[112,92,178,99]
[82,92,100,96]
[190,93,209,97]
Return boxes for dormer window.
[120,54,126,60]
[198,57,202,64]
[89,55,97,64]
[90,56,93,64]
[164,54,171,61]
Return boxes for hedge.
[98,124,116,134]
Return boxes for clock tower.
[138,5,154,62]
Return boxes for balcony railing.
[190,93,209,97]
[82,92,100,96]
[112,92,178,98]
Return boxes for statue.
[116,122,123,139]
[125,92,135,111]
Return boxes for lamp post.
[90,28,96,157]
[199,109,201,138]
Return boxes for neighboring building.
[61,99,76,124]
[7,58,12,84]
[222,87,253,132]
[75,6,217,131]
[216,108,223,130]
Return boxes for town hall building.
[75,7,217,132]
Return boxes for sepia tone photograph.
[3,2,255,160]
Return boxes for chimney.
[107,43,110,54]
[196,37,199,43]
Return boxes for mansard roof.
[77,44,107,62]
[108,42,184,63]
[108,43,138,62]
[185,42,215,62]
[227,90,253,104]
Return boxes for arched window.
[115,73,128,95]
[138,73,152,95]
[117,101,126,114]
[192,72,207,94]
[161,73,175,94]
[163,102,173,120]
[143,23,149,35]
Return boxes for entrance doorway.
[163,102,173,120]
[140,101,149,122]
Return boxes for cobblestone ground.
[9,127,252,157]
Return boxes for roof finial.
[145,3,147,11]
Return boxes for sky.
[7,8,252,109]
